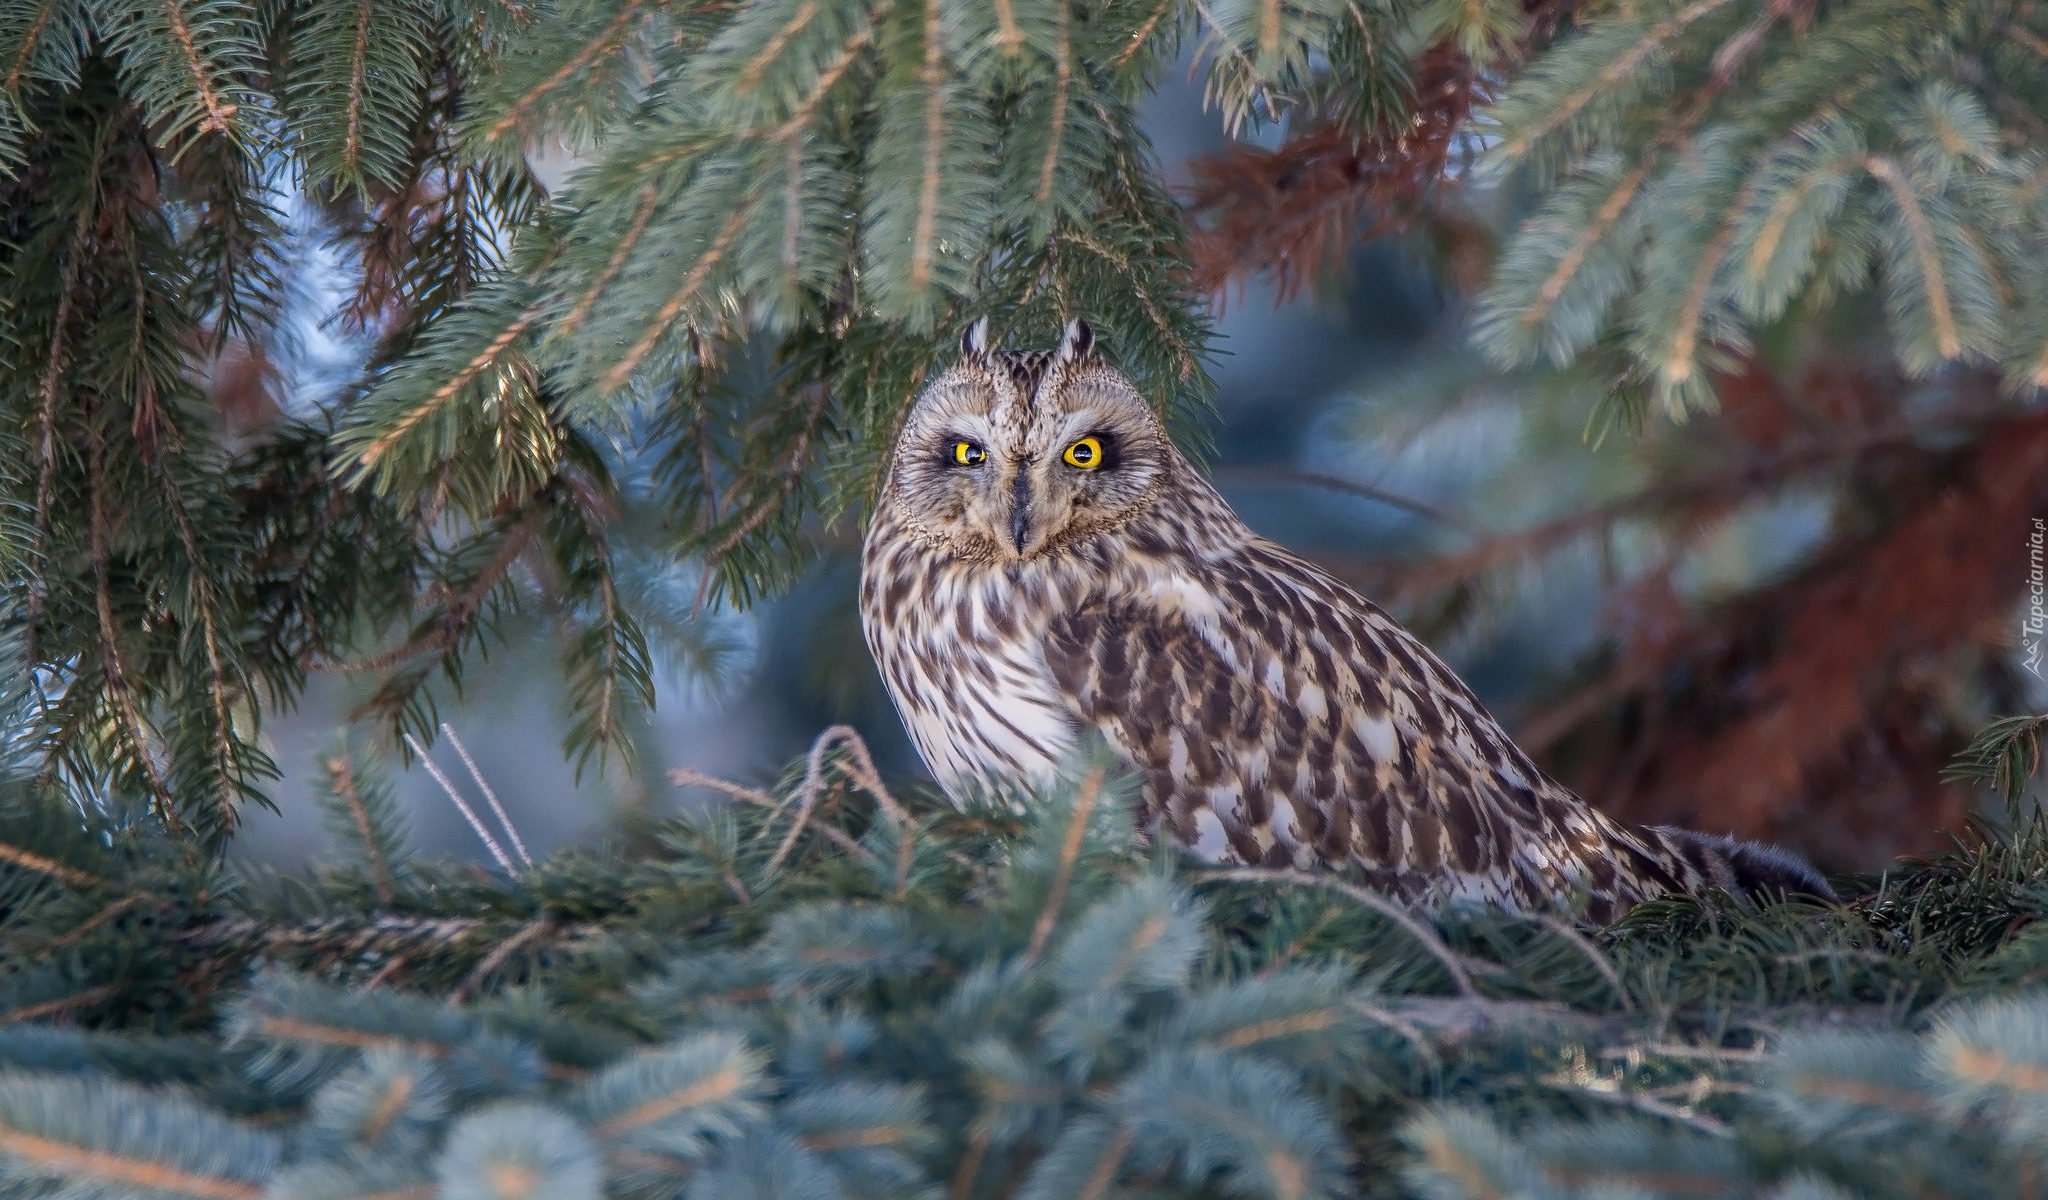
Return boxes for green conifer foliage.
[3,0,1460,833]
[1474,0,2048,419]
[0,726,2042,1197]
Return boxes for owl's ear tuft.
[1056,317,1095,364]
[961,317,991,360]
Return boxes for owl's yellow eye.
[1063,436,1104,469]
[952,441,986,466]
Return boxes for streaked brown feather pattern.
[860,320,1832,921]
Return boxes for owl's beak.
[1008,469,1032,554]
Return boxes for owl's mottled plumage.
[860,319,1832,921]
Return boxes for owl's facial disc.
[886,321,1169,563]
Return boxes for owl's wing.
[1041,541,1685,915]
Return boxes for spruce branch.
[23,181,94,667]
[597,205,749,394]
[1490,0,1744,166]
[321,749,406,904]
[479,0,660,149]
[88,433,175,826]
[1941,713,2047,804]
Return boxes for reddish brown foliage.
[205,338,281,431]
[1183,47,1490,302]
[1297,354,2043,868]
[1527,373,2048,870]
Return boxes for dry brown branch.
[1183,47,1485,301]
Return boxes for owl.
[859,318,1832,921]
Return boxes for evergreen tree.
[8,2,2048,1193]
[0,724,2039,1196]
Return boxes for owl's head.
[883,317,1174,562]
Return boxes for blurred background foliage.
[0,0,2043,873]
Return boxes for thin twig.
[403,733,517,875]
[804,726,914,896]
[451,919,551,1002]
[361,954,409,991]
[48,894,144,950]
[950,1129,992,1200]
[1025,767,1105,963]
[1347,999,1443,1072]
[765,726,916,895]
[442,724,532,867]
[160,470,241,829]
[1381,405,2007,610]
[312,505,545,676]
[667,768,779,809]
[669,767,886,869]
[1197,868,1480,997]
[1531,911,1632,1011]
[0,840,103,890]
[0,986,114,1026]
[690,386,830,617]
[1214,465,1471,530]
[89,435,175,824]
[25,187,97,667]
[327,755,397,905]
[1537,1071,1734,1138]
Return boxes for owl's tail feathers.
[1649,826,1839,904]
